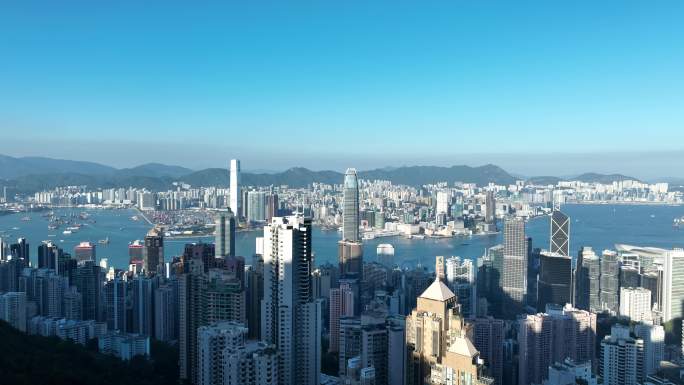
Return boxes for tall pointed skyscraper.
[339,168,363,279]
[343,168,360,242]
[230,159,241,218]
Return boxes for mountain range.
[0,154,640,193]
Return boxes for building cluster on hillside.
[1,160,684,385]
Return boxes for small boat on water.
[98,237,110,245]
[62,230,72,235]
[21,216,31,221]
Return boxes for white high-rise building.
[620,287,652,322]
[661,249,684,322]
[436,191,450,216]
[261,215,322,385]
[230,159,241,218]
[634,323,665,377]
[600,325,645,385]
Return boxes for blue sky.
[1,1,683,177]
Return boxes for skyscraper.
[537,251,572,311]
[215,210,236,257]
[620,287,652,322]
[230,159,241,218]
[470,317,504,385]
[600,250,620,315]
[550,210,570,256]
[501,217,527,316]
[343,168,360,242]
[405,275,459,385]
[485,190,496,224]
[661,249,684,322]
[574,246,601,312]
[143,228,164,274]
[445,256,476,318]
[261,215,322,385]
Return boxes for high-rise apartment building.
[261,215,322,385]
[469,317,504,385]
[0,291,27,332]
[661,249,684,322]
[485,190,496,224]
[518,304,597,385]
[620,287,652,322]
[600,325,644,385]
[445,256,476,318]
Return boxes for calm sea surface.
[1,204,683,270]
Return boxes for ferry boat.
[63,230,72,235]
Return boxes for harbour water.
[1,204,683,270]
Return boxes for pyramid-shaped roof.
[449,336,479,358]
[419,278,455,302]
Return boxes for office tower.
[74,260,103,321]
[360,312,389,385]
[634,323,664,377]
[247,191,267,223]
[0,237,6,261]
[329,284,354,353]
[128,240,144,270]
[620,287,652,322]
[261,215,322,385]
[74,241,96,262]
[436,191,450,216]
[376,244,394,268]
[435,255,445,280]
[549,210,570,256]
[405,276,460,385]
[0,291,27,332]
[518,304,597,385]
[600,250,620,315]
[537,252,572,311]
[343,168,360,242]
[104,276,129,332]
[527,243,539,308]
[144,228,164,274]
[600,325,644,385]
[131,275,155,336]
[339,240,363,278]
[544,358,598,385]
[445,256,476,318]
[490,217,527,317]
[470,317,504,385]
[38,241,62,270]
[266,192,279,221]
[154,282,177,342]
[484,190,496,224]
[574,246,601,312]
[661,249,684,322]
[215,210,236,257]
[198,321,247,385]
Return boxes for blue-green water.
[1,204,683,270]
